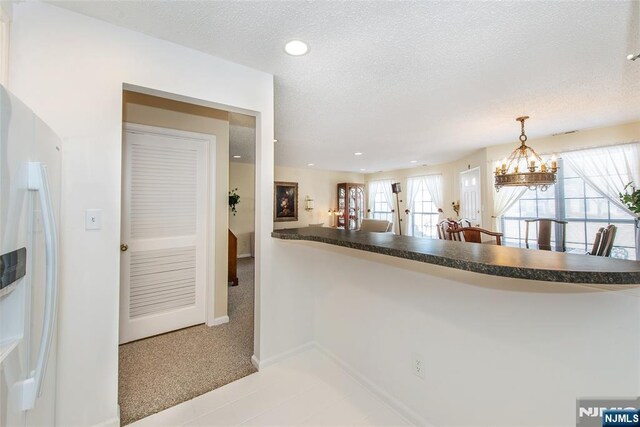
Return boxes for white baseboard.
[251,341,316,370]
[237,253,252,259]
[251,354,260,370]
[209,315,229,326]
[314,342,429,427]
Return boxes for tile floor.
[129,348,411,427]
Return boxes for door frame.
[121,82,264,369]
[121,122,218,332]
[459,166,482,227]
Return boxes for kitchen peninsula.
[271,226,640,426]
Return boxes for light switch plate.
[85,209,102,230]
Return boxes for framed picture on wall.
[274,181,298,222]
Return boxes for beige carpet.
[118,258,256,426]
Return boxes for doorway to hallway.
[119,258,256,425]
[118,89,258,425]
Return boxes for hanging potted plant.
[229,188,240,216]
[619,182,640,260]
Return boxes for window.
[501,159,636,259]
[409,177,440,238]
[369,181,393,223]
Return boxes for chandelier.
[494,116,557,192]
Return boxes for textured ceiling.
[51,1,640,172]
[229,112,256,164]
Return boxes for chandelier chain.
[517,116,528,145]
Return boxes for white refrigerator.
[0,86,61,426]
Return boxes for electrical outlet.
[413,353,425,380]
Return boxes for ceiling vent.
[552,130,579,136]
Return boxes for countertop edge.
[271,230,640,285]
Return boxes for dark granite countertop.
[271,227,640,284]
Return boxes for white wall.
[273,166,365,229]
[229,162,255,256]
[485,120,640,162]
[229,163,365,254]
[366,149,490,230]
[254,165,367,365]
[0,1,10,86]
[303,242,639,426]
[9,3,274,426]
[367,120,640,233]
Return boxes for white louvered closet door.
[120,124,209,344]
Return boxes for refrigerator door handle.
[16,162,59,410]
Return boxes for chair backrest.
[458,218,472,228]
[524,218,567,251]
[590,227,603,255]
[598,225,617,257]
[448,227,464,242]
[308,223,324,228]
[437,220,454,240]
[437,219,470,240]
[447,227,503,245]
[360,218,392,233]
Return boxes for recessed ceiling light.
[284,40,309,56]
[233,155,242,159]
[354,152,363,156]
[307,163,314,166]
[410,160,418,164]
[360,168,366,171]
[273,139,278,143]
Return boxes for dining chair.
[437,219,472,240]
[437,220,456,240]
[589,227,603,256]
[359,219,392,233]
[458,219,472,228]
[447,227,503,245]
[524,218,568,251]
[589,225,617,257]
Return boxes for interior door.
[120,124,208,344]
[460,168,482,227]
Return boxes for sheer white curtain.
[406,174,443,236]
[492,160,527,231]
[424,174,444,211]
[381,181,394,215]
[367,179,394,218]
[406,176,424,236]
[367,180,380,215]
[381,180,396,232]
[562,143,640,216]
